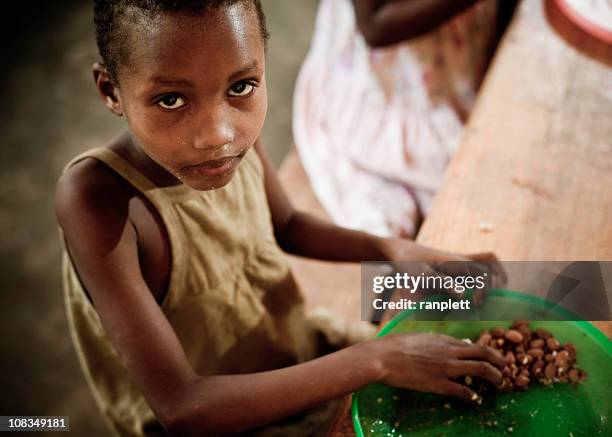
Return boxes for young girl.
[55,1,504,435]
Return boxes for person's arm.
[352,0,480,47]
[56,159,505,436]
[254,140,391,262]
[254,140,497,267]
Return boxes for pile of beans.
[475,321,587,391]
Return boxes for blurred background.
[2,0,611,435]
[0,0,318,434]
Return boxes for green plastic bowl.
[352,289,612,436]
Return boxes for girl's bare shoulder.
[54,150,142,265]
[55,154,134,228]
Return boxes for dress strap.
[63,146,158,193]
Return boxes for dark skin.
[55,4,506,435]
[353,0,520,47]
[352,0,481,47]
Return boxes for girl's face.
[108,3,267,190]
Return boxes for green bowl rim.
[350,288,612,437]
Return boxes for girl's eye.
[228,82,255,97]
[156,95,186,110]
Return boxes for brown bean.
[546,337,561,351]
[563,343,576,353]
[545,353,554,362]
[502,365,512,377]
[491,327,505,338]
[505,351,516,365]
[568,368,579,383]
[544,362,556,378]
[515,374,530,388]
[536,328,552,339]
[505,329,524,343]
[532,360,545,376]
[527,348,544,358]
[530,339,545,349]
[510,363,519,378]
[555,350,569,368]
[517,325,532,341]
[563,343,576,360]
[516,353,533,366]
[513,320,530,327]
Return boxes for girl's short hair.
[93,0,269,84]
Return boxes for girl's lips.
[182,156,240,177]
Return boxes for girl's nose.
[192,111,235,150]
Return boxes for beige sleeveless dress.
[59,147,375,436]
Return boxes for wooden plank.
[416,0,612,261]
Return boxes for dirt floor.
[0,0,318,434]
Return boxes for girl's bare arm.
[254,139,393,262]
[254,140,499,266]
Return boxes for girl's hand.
[427,250,507,306]
[378,238,507,305]
[374,333,505,402]
[379,237,504,272]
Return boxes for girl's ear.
[92,62,123,117]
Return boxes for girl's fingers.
[454,344,506,368]
[438,334,472,347]
[449,360,503,386]
[489,258,508,285]
[436,380,481,403]
[469,252,508,285]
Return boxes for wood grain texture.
[417,0,612,261]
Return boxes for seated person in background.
[293,0,513,237]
